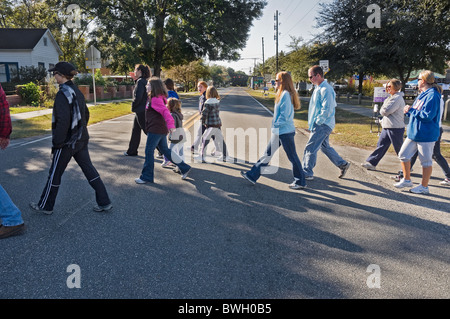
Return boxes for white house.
[0,28,62,82]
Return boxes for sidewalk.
[10,98,133,122]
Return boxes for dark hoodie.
[52,80,89,149]
[168,111,185,144]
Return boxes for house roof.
[0,28,62,53]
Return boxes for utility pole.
[274,10,280,74]
[262,37,265,87]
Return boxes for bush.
[362,80,383,97]
[12,66,47,85]
[18,82,42,107]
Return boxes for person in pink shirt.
[135,77,191,183]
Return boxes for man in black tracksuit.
[30,62,112,214]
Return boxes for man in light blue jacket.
[303,65,350,180]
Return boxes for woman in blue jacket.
[394,70,442,194]
[241,72,306,190]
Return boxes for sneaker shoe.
[161,161,173,168]
[390,174,401,182]
[361,162,376,170]
[394,178,414,188]
[240,171,256,185]
[223,156,234,162]
[30,202,53,215]
[123,151,138,156]
[289,182,306,190]
[181,168,191,180]
[194,156,206,163]
[93,203,113,212]
[173,167,181,174]
[409,185,430,194]
[0,223,25,239]
[135,178,151,184]
[440,178,450,186]
[305,176,314,181]
[339,162,351,178]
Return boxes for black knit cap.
[48,62,78,76]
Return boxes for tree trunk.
[358,70,364,95]
[153,12,166,77]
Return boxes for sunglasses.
[309,74,316,79]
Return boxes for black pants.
[37,141,111,211]
[126,111,146,155]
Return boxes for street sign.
[85,45,102,105]
[320,60,329,74]
[373,86,389,103]
[85,45,102,69]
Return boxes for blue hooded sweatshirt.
[406,87,440,142]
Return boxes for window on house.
[38,62,45,71]
[43,37,48,46]
[0,64,7,82]
[0,63,19,82]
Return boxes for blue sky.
[213,0,333,73]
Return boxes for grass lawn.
[246,88,450,160]
[10,102,132,140]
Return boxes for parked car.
[175,83,185,92]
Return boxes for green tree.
[74,0,267,77]
[209,65,229,87]
[1,0,92,71]
[165,59,210,91]
[315,0,450,92]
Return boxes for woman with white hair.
[394,70,442,194]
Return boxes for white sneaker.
[135,178,150,184]
[439,178,450,186]
[394,178,413,188]
[409,185,430,194]
[361,162,376,170]
[181,168,191,180]
[289,182,306,190]
[161,161,172,168]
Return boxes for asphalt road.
[0,87,448,300]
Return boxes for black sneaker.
[93,203,113,212]
[240,171,256,185]
[30,202,53,215]
[124,151,138,156]
[339,162,351,179]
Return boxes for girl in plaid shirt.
[198,86,229,162]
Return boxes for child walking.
[197,86,229,162]
[162,98,186,170]
[136,77,191,184]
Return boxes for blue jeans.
[246,132,306,186]
[140,133,191,182]
[302,123,347,177]
[366,128,404,166]
[0,184,24,226]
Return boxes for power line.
[283,0,322,39]
[280,0,296,16]
[284,0,304,23]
